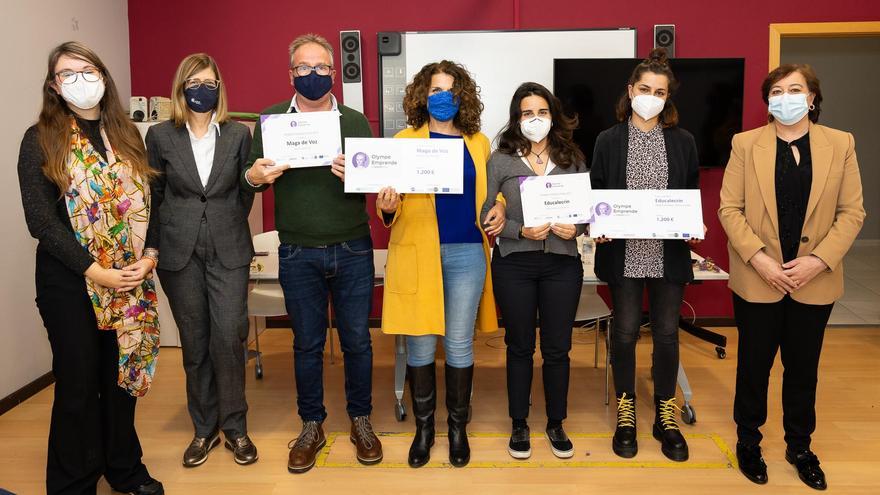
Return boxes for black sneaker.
[182,431,220,467]
[508,424,531,459]
[545,425,574,459]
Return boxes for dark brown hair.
[496,82,584,169]
[762,64,822,123]
[37,41,152,192]
[403,60,483,136]
[615,47,679,128]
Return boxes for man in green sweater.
[242,33,381,473]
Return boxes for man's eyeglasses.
[292,64,333,77]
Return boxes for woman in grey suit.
[144,53,257,467]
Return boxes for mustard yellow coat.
[380,125,499,336]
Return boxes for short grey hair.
[288,33,334,67]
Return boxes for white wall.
[1,0,131,399]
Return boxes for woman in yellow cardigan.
[377,60,505,469]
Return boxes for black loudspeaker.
[653,24,675,58]
[340,30,364,112]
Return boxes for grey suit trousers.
[158,217,250,439]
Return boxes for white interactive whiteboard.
[377,29,636,142]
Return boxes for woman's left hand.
[330,154,345,182]
[782,255,828,289]
[483,202,506,236]
[550,223,577,240]
[122,258,155,282]
[687,224,708,246]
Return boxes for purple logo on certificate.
[545,181,553,189]
[352,152,369,168]
[289,120,298,127]
[595,202,612,216]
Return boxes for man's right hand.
[246,158,287,185]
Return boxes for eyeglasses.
[55,68,102,85]
[292,64,333,77]
[185,78,220,90]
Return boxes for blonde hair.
[170,53,229,126]
[288,33,334,67]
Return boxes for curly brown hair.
[403,60,483,136]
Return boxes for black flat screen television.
[553,58,745,168]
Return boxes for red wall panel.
[128,0,879,317]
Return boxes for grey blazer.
[145,120,255,271]
[480,150,587,258]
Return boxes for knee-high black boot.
[445,364,473,467]
[407,364,436,468]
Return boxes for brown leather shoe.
[287,421,326,473]
[350,416,383,465]
[225,434,258,465]
[182,431,220,467]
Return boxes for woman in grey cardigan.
[481,82,586,460]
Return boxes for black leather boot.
[445,364,473,467]
[407,363,436,468]
[612,392,638,458]
[652,396,689,462]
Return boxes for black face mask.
[184,85,219,113]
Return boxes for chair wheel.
[681,403,696,425]
[394,401,406,421]
[716,347,726,359]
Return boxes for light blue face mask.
[768,93,810,125]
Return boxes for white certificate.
[260,111,341,168]
[343,138,464,194]
[588,189,704,240]
[519,173,593,227]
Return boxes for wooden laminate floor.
[2,326,879,494]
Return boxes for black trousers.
[609,277,684,398]
[492,249,583,422]
[35,250,150,495]
[732,293,832,451]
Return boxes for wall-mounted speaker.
[653,24,675,58]
[340,30,364,112]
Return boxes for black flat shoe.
[117,478,164,495]
[786,449,827,490]
[736,443,768,485]
[612,393,638,458]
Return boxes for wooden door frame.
[769,21,880,70]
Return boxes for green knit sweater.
[242,99,373,246]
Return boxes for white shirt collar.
[288,93,339,113]
[185,113,221,139]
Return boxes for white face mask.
[520,116,552,143]
[60,78,105,110]
[768,93,810,126]
[630,94,665,121]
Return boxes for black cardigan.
[589,122,700,285]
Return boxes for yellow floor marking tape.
[314,431,737,469]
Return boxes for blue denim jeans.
[278,236,374,422]
[406,243,486,368]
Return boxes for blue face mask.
[294,72,333,101]
[427,90,460,122]
[768,93,810,125]
[184,86,219,113]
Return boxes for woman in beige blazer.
[719,64,865,490]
